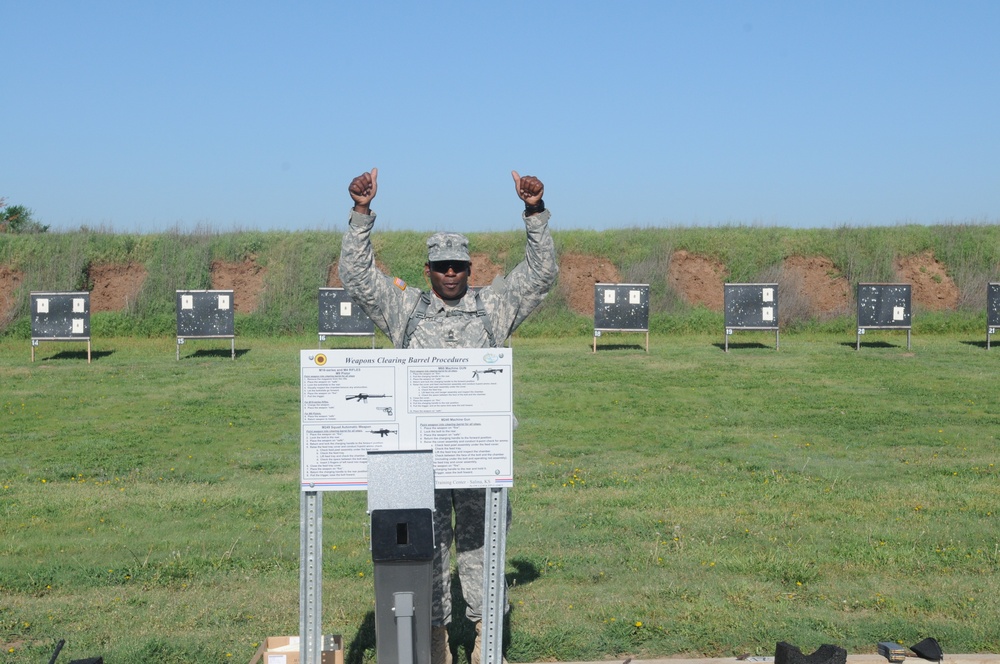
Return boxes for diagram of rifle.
[345,393,389,403]
[371,428,397,438]
[472,368,504,380]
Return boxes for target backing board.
[593,283,650,352]
[176,290,235,359]
[724,283,778,329]
[31,292,90,338]
[318,288,375,346]
[30,292,92,362]
[988,283,999,327]
[176,290,235,337]
[856,283,911,350]
[857,283,911,328]
[988,283,999,349]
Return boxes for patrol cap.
[426,232,471,262]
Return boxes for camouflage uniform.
[339,207,558,626]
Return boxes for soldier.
[339,168,558,664]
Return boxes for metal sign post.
[480,488,509,664]
[300,490,323,664]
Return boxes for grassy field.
[1,332,999,663]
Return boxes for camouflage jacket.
[338,209,558,349]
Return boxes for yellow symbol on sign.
[315,354,327,366]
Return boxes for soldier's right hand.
[349,168,378,214]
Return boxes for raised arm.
[481,172,558,336]
[339,168,417,346]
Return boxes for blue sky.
[4,1,999,233]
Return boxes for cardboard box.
[248,635,343,664]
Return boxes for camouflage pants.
[431,488,512,627]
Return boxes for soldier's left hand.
[511,171,543,206]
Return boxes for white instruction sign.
[300,348,514,491]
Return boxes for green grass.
[2,333,999,663]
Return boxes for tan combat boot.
[432,625,452,664]
[470,621,508,664]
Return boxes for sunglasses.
[428,260,470,274]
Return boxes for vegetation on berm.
[1,222,998,337]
